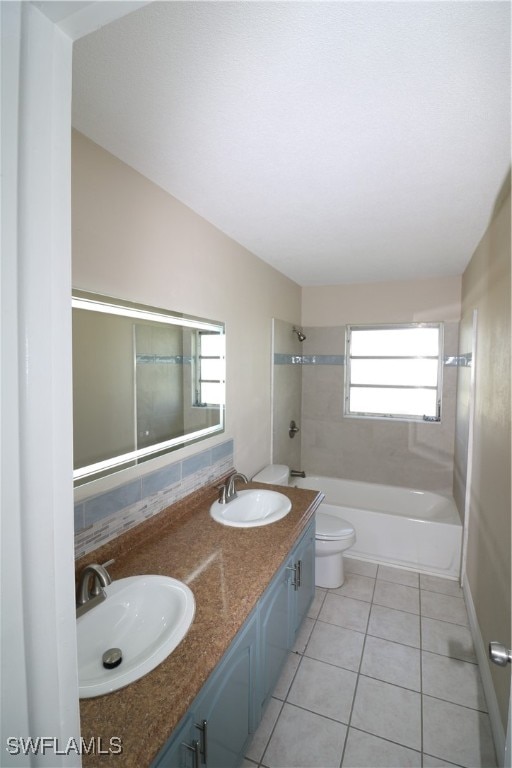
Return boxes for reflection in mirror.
[72,291,225,486]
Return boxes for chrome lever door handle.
[489,641,512,667]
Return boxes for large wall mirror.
[72,290,225,486]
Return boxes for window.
[194,331,225,406]
[345,323,443,421]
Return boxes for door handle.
[489,641,512,667]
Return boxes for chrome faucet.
[76,560,114,616]
[218,471,249,504]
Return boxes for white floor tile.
[368,603,420,647]
[342,728,422,768]
[351,676,422,750]
[423,754,465,767]
[293,616,315,654]
[305,620,365,672]
[421,591,469,626]
[262,703,347,768]
[421,617,477,663]
[287,656,357,723]
[377,564,420,588]
[361,635,421,691]
[307,588,327,619]
[344,557,378,578]
[272,652,300,700]
[245,698,282,763]
[420,573,463,598]
[332,573,375,602]
[422,651,488,711]
[318,593,371,633]
[373,579,420,614]
[423,696,496,767]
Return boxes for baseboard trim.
[463,579,505,766]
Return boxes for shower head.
[293,327,306,342]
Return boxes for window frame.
[193,329,226,408]
[344,322,444,423]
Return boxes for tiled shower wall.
[273,320,463,497]
[74,439,233,558]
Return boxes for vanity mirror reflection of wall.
[72,291,225,486]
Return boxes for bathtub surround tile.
[262,703,347,768]
[287,656,357,723]
[377,564,419,588]
[361,635,421,691]
[422,696,496,767]
[373,580,420,615]
[367,604,421,648]
[421,651,488,711]
[420,590,469,626]
[318,593,371,633]
[421,617,476,663]
[342,728,422,768]
[245,697,282,763]
[305,621,365,672]
[332,573,376,602]
[344,557,378,578]
[351,676,422,750]
[420,573,463,598]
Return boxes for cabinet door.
[293,522,315,636]
[151,714,197,768]
[258,561,293,713]
[194,612,258,768]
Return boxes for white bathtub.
[292,475,462,579]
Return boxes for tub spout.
[290,470,306,478]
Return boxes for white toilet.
[252,464,356,589]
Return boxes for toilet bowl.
[252,465,356,589]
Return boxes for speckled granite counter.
[77,480,322,767]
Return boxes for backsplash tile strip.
[74,439,234,558]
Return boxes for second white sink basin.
[77,575,195,698]
[210,489,292,527]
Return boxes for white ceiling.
[72,1,511,287]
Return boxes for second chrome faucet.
[218,471,248,504]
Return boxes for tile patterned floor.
[243,558,497,768]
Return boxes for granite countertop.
[77,480,322,767]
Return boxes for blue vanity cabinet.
[152,610,258,768]
[152,713,197,768]
[192,611,259,768]
[258,558,293,713]
[152,518,315,768]
[292,520,315,636]
[258,519,315,714]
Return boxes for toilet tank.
[252,464,290,486]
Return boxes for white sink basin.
[210,489,292,528]
[77,575,195,698]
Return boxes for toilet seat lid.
[316,512,354,540]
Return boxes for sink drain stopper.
[102,648,123,669]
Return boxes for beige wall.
[72,130,301,481]
[458,183,511,732]
[302,276,461,326]
[299,278,462,492]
